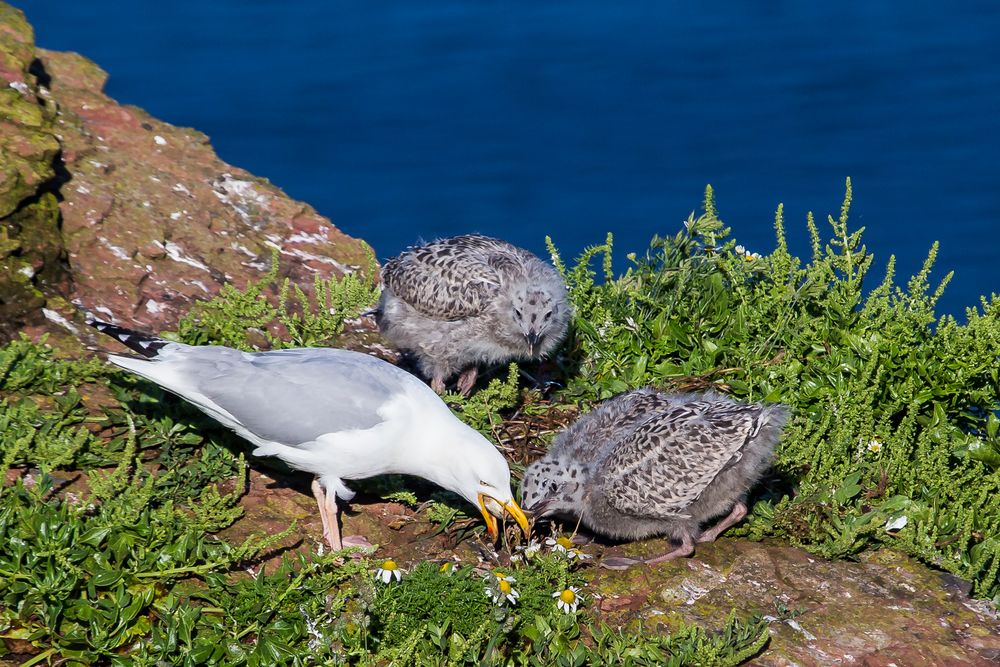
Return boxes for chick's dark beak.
[525,331,540,355]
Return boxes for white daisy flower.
[734,244,761,261]
[545,536,590,560]
[867,439,883,453]
[515,540,543,559]
[546,536,574,553]
[485,571,520,606]
[375,559,403,584]
[553,586,583,614]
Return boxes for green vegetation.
[1,260,763,664]
[174,249,380,350]
[548,179,1000,601]
[3,179,999,664]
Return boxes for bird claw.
[599,556,644,570]
[342,535,374,549]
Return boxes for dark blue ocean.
[21,1,1000,318]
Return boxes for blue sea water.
[20,1,1000,317]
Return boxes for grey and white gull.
[376,234,570,395]
[521,388,789,568]
[88,318,530,551]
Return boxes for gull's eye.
[480,480,494,488]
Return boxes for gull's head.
[424,418,530,541]
[520,455,590,519]
[506,283,569,358]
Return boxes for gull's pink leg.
[696,502,748,544]
[312,479,345,551]
[311,479,335,547]
[314,479,373,552]
[323,483,343,552]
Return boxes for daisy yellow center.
[556,537,573,549]
[559,589,577,604]
[499,580,513,594]
[382,560,397,571]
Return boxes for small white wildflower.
[518,540,543,558]
[885,516,908,532]
[734,244,761,261]
[153,135,167,146]
[545,536,590,560]
[545,536,573,554]
[553,586,583,614]
[969,439,983,452]
[375,559,403,583]
[486,572,520,606]
[867,439,883,454]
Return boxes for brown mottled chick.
[375,234,570,395]
[521,388,790,568]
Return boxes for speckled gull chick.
[88,318,529,551]
[521,389,789,568]
[376,234,570,395]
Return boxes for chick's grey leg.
[456,367,478,396]
[643,529,696,564]
[601,530,696,569]
[696,501,748,543]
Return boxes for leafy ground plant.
[549,179,1000,602]
[1,262,766,665]
[8,182,998,663]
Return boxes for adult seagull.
[88,318,530,550]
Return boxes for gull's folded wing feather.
[110,346,406,445]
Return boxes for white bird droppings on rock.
[42,308,79,334]
[154,240,210,272]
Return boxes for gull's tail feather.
[86,316,171,359]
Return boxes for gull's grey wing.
[165,347,405,444]
[601,400,763,519]
[381,235,514,320]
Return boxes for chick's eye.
[543,312,552,321]
[514,309,522,319]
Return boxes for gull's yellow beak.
[478,493,531,541]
